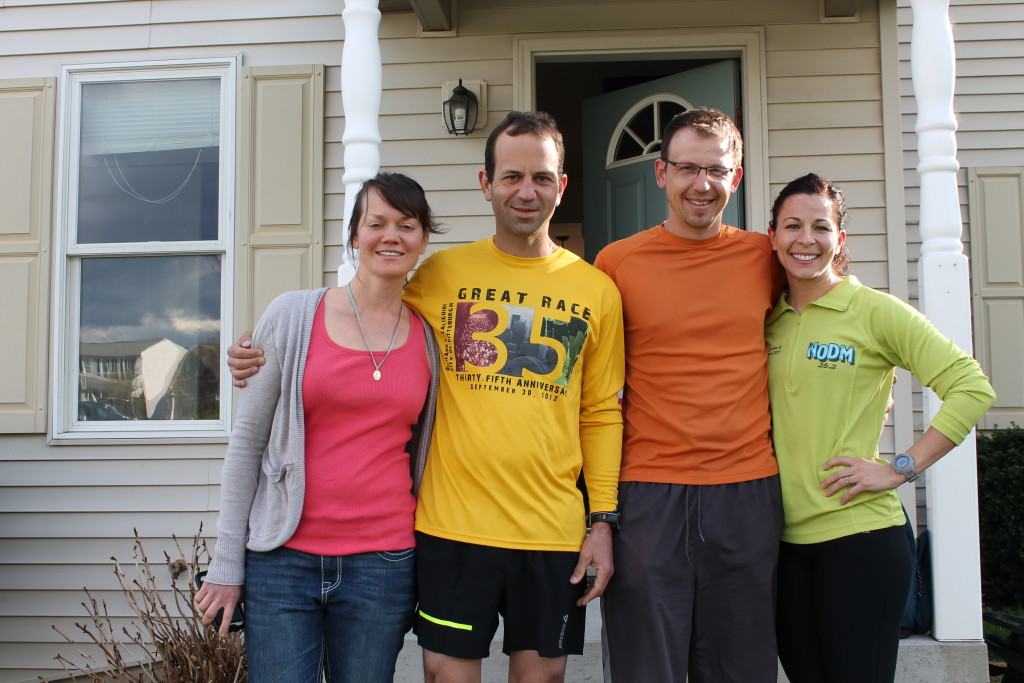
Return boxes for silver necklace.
[346,285,403,381]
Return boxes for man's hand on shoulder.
[227,331,262,387]
[571,522,614,606]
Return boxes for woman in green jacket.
[766,173,995,683]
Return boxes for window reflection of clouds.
[80,255,221,347]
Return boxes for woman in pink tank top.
[197,173,443,682]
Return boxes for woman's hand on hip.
[820,456,905,505]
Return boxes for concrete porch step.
[396,624,988,682]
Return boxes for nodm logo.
[806,342,855,366]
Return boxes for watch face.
[894,454,911,471]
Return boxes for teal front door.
[582,60,742,260]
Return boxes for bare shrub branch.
[45,525,246,683]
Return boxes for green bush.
[978,424,1024,610]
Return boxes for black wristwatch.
[588,511,620,531]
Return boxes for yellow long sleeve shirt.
[404,239,625,551]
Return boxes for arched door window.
[606,95,692,168]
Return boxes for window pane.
[626,105,654,146]
[78,255,221,421]
[658,101,686,134]
[614,133,644,162]
[77,79,220,244]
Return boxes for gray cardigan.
[207,288,439,585]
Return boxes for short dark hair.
[769,173,851,276]
[484,111,565,182]
[347,172,442,251]
[660,107,743,167]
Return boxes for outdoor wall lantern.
[443,79,479,135]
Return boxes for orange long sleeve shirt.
[595,224,784,484]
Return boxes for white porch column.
[339,0,383,284]
[909,0,983,642]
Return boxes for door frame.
[513,28,770,235]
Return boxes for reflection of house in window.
[78,339,219,421]
[170,343,220,420]
[79,340,154,418]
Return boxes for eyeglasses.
[663,161,734,181]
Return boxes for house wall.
[0,3,335,680]
[897,0,1024,260]
[3,0,1020,680]
[895,0,1024,435]
[369,1,895,288]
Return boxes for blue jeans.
[244,545,416,683]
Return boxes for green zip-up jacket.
[766,276,995,544]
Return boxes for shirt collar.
[768,275,861,324]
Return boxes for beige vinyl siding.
[352,3,893,273]
[0,0,346,79]
[0,2,328,680]
[896,0,1024,438]
[0,441,225,682]
[764,14,891,292]
[321,14,516,283]
[897,0,1024,289]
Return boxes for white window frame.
[51,58,237,441]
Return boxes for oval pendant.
[373,369,382,381]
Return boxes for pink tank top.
[285,299,429,555]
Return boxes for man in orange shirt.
[594,108,784,682]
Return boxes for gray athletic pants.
[602,477,784,682]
